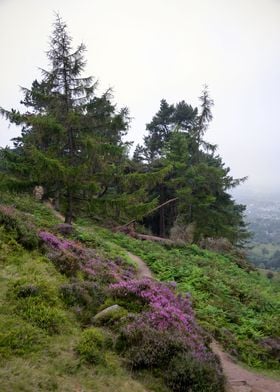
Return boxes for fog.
[1,0,280,194]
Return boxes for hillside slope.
[0,193,226,392]
[75,224,280,373]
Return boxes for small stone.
[93,305,127,325]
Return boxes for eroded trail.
[127,251,153,279]
[211,341,280,392]
[128,250,280,392]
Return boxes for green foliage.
[76,327,110,364]
[103,229,280,371]
[100,296,143,314]
[165,353,225,392]
[15,298,69,335]
[60,281,106,324]
[0,316,47,357]
[134,89,249,244]
[0,204,39,249]
[93,305,129,327]
[75,225,135,265]
[0,192,60,228]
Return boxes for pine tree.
[0,15,129,224]
[138,89,249,244]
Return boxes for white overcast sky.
[1,0,280,194]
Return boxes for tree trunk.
[65,190,73,224]
[159,185,165,237]
[54,189,60,211]
[159,206,165,237]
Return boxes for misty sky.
[1,0,280,193]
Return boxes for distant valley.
[234,190,280,270]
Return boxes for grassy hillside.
[74,223,280,372]
[0,198,154,392]
[0,193,226,392]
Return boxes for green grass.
[0,192,60,228]
[0,333,149,392]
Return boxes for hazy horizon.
[1,0,280,195]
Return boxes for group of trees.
[0,15,248,244]
[132,95,248,243]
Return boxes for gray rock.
[93,304,127,325]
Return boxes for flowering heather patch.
[39,231,136,282]
[111,279,216,362]
[81,257,135,284]
[39,231,82,253]
[111,278,225,390]
[109,278,196,331]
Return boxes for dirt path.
[211,341,280,392]
[127,251,153,279]
[44,201,65,222]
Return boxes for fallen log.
[132,232,175,246]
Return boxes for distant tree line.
[248,246,280,271]
[0,15,249,245]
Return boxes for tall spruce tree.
[1,15,169,226]
[0,15,129,224]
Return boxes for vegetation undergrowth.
[0,200,160,391]
[0,195,226,391]
[75,224,280,372]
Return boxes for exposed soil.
[211,341,280,392]
[44,201,65,222]
[127,251,153,279]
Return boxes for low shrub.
[14,284,40,298]
[199,237,233,253]
[16,298,68,335]
[101,295,145,314]
[116,325,185,369]
[170,221,195,245]
[80,257,135,284]
[60,281,105,323]
[40,230,135,282]
[0,205,39,249]
[0,316,46,357]
[7,277,60,306]
[76,327,110,364]
[165,353,225,392]
[47,250,80,276]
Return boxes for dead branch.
[120,197,178,228]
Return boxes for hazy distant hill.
[232,189,280,270]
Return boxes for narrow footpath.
[129,250,280,392]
